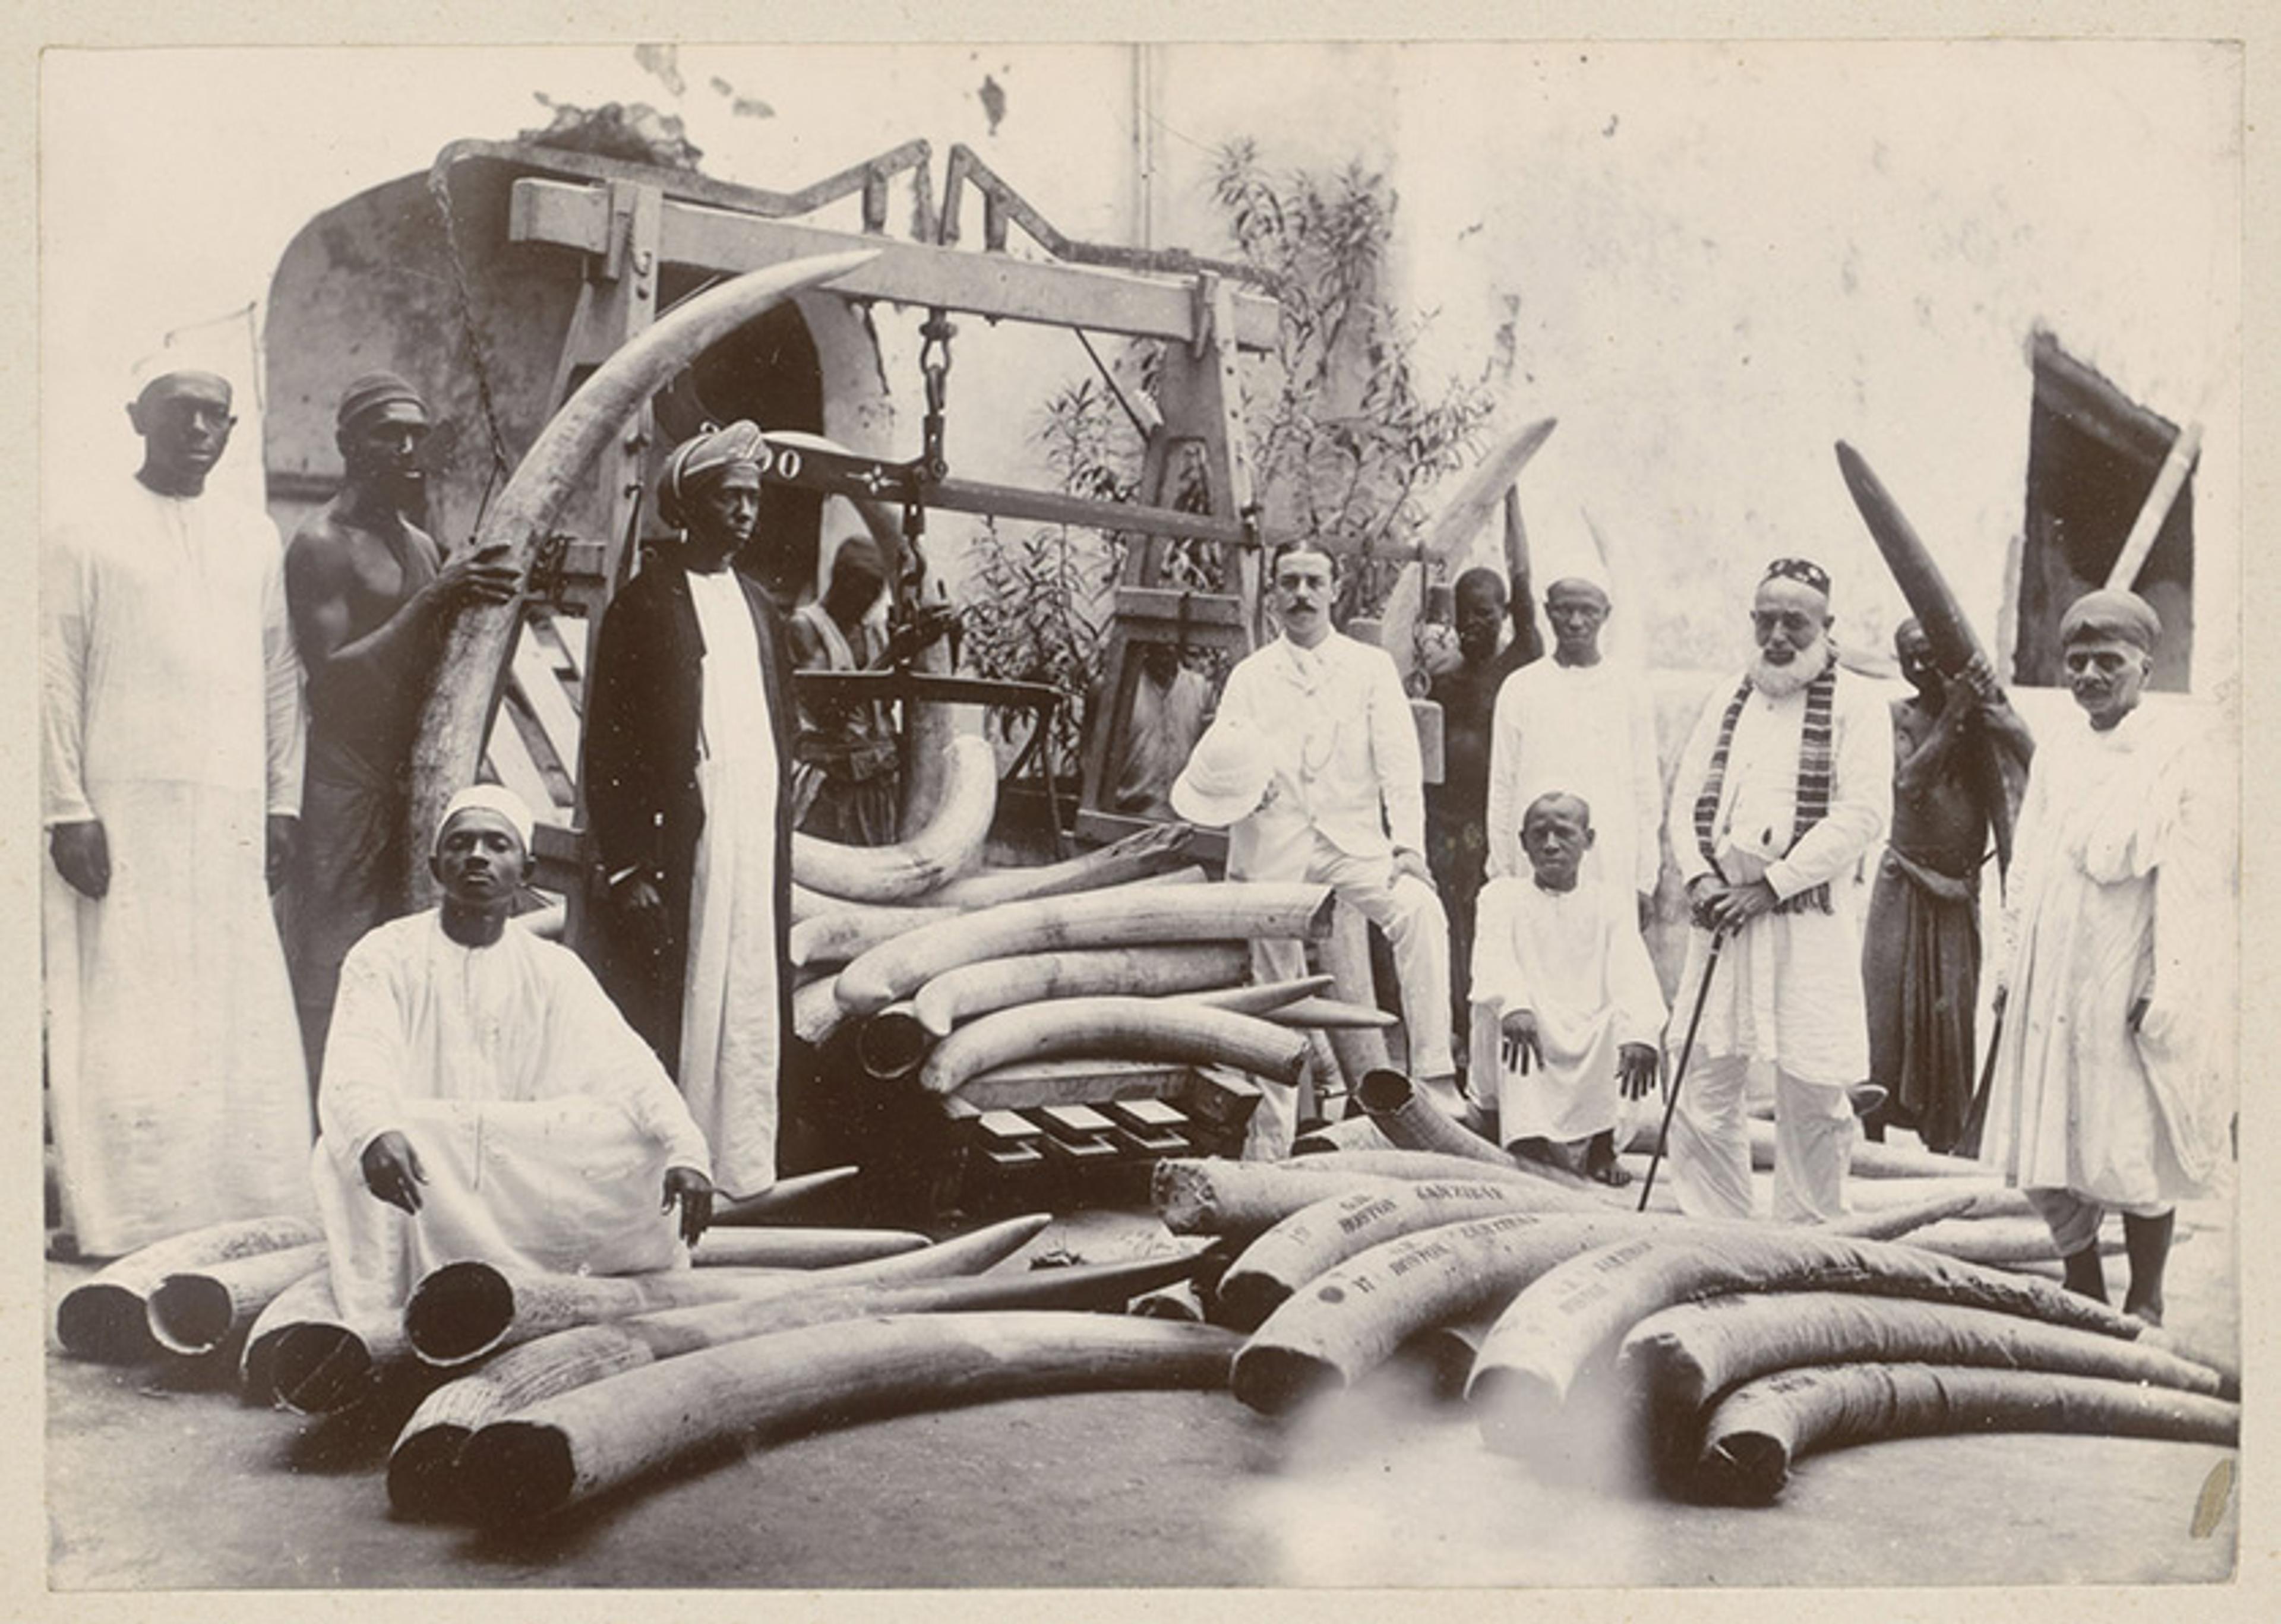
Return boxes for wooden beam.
[928,476,1264,548]
[510,177,1282,351]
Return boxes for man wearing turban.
[282,373,520,1078]
[311,787,713,1326]
[1664,558,1893,1222]
[42,362,315,1256]
[1979,590,2231,1325]
[582,422,797,1196]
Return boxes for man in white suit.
[1173,541,1454,1157]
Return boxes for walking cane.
[1636,927,1727,1213]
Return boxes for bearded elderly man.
[311,787,713,1328]
[1174,541,1455,1156]
[1664,558,1892,1222]
[42,364,313,1258]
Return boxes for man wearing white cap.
[282,372,521,1079]
[1664,558,1892,1223]
[42,362,314,1256]
[310,786,714,1326]
[1173,541,1456,1155]
[1483,572,1664,932]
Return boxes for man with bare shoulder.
[282,373,519,1079]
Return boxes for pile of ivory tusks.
[789,757,1400,1107]
[56,1195,1233,1526]
[1155,1069,2239,1506]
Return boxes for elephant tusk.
[792,735,999,903]
[407,248,879,901]
[146,1243,328,1357]
[833,883,1335,1015]
[1216,1180,1597,1333]
[914,944,1254,1038]
[922,997,1310,1097]
[1620,1290,2233,1482]
[1231,1211,1672,1416]
[1465,1228,2149,1461]
[405,1212,1053,1367]
[454,1313,1241,1525]
[387,1246,1209,1520]
[1694,1363,2239,1506]
[708,1165,862,1227]
[1173,975,1337,1018]
[1316,901,1391,1088]
[56,1214,324,1364]
[687,1228,931,1269]
[915,821,1196,909]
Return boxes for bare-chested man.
[1860,618,2032,1149]
[282,373,520,1079]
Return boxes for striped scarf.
[1692,661,1838,915]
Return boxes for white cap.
[1170,715,1274,829]
[435,783,536,854]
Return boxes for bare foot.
[1587,1155,1632,1188]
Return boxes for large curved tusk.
[1694,1364,2239,1508]
[912,944,1253,1038]
[1282,1147,1610,1193]
[1218,1180,1577,1332]
[1258,997,1400,1030]
[1465,1228,2149,1459]
[835,882,1334,1015]
[239,1267,411,1416]
[789,902,963,970]
[1820,1190,1985,1243]
[1620,1290,2233,1478]
[407,248,879,901]
[708,1165,861,1227]
[386,1247,1207,1519]
[1893,1217,2131,1268]
[791,974,852,1045]
[1415,417,1559,566]
[146,1243,328,1357]
[406,1212,1053,1367]
[58,1214,324,1363]
[688,1228,931,1269]
[918,822,1196,909]
[1231,1211,1669,1416]
[1173,975,1336,1018]
[454,1313,1241,1525]
[1357,1069,1609,1195]
[792,735,999,903]
[1290,1116,1404,1156]
[922,997,1310,1097]
[1317,901,1392,1086]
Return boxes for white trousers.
[1669,1052,1856,1222]
[1243,840,1455,1160]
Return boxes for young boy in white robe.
[1470,791,1666,1186]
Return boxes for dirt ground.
[45,1185,2240,1591]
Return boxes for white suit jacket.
[1215,631,1425,879]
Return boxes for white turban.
[435,784,536,855]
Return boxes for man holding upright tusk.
[583,421,797,1197]
[1171,540,1457,1157]
[310,786,713,1328]
[1664,558,1892,1222]
[1859,617,2033,1149]
[42,361,314,1258]
[1979,590,2229,1326]
[281,372,522,1081]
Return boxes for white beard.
[1751,640,1831,699]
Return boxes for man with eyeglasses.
[42,364,316,1256]
[1179,541,1457,1155]
[1662,558,1893,1222]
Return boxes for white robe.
[1470,876,1667,1142]
[312,912,713,1326]
[680,568,783,1195]
[41,478,312,1257]
[1483,658,1664,905]
[1665,664,1891,1084]
[1979,706,2229,1206]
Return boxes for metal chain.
[918,308,956,483]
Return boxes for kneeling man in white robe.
[1471,792,1666,1185]
[311,786,715,1327]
